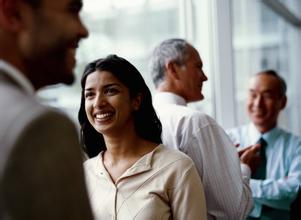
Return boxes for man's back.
[0,72,93,219]
[153,92,253,220]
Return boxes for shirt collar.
[262,127,280,144]
[0,60,35,95]
[154,92,187,106]
[249,123,280,145]
[249,123,262,143]
[96,144,163,183]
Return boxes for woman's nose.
[93,94,106,108]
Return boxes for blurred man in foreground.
[0,0,94,219]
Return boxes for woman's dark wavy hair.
[78,54,162,158]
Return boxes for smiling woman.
[78,54,207,220]
[78,55,162,157]
[84,70,142,138]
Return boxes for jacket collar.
[0,60,34,95]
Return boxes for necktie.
[252,137,267,179]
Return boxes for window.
[37,0,301,135]
[37,0,213,122]
[231,0,301,134]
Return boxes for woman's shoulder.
[150,145,197,182]
[83,154,102,174]
[153,144,194,167]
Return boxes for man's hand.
[238,144,261,174]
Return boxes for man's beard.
[24,46,75,90]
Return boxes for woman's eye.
[85,92,94,98]
[105,88,118,95]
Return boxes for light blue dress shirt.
[227,123,301,218]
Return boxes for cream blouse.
[84,144,207,220]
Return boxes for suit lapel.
[0,69,30,93]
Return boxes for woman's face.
[84,70,141,136]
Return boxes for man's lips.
[251,111,265,117]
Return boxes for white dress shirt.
[153,92,253,220]
[228,123,301,218]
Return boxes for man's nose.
[78,19,89,39]
[202,72,208,81]
[253,96,263,107]
[200,71,208,81]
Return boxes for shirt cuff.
[241,163,251,182]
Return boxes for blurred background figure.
[228,70,301,220]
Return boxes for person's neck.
[0,50,24,73]
[255,123,277,134]
[103,132,157,183]
[157,84,185,99]
[103,130,155,164]
[0,44,41,90]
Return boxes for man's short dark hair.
[24,0,41,8]
[257,69,287,97]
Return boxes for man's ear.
[280,95,287,110]
[132,93,142,111]
[0,0,22,32]
[165,60,180,80]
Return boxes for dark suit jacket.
[0,69,94,219]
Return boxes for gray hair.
[149,38,192,88]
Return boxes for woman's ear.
[132,93,142,111]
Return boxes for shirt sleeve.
[184,118,253,220]
[170,159,207,220]
[251,142,301,208]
